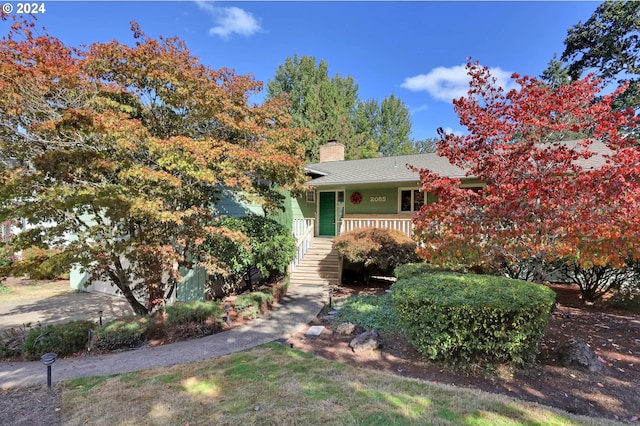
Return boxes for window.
[305,190,316,203]
[399,188,425,213]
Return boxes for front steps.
[290,237,340,287]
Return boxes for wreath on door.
[350,191,362,205]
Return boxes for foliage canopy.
[413,60,639,300]
[0,18,307,315]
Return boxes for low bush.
[391,272,555,367]
[394,262,473,280]
[92,315,152,352]
[334,228,420,279]
[0,246,14,268]
[202,215,296,284]
[164,301,223,327]
[234,291,275,319]
[22,320,95,360]
[11,246,67,280]
[609,284,640,312]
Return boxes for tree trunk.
[119,283,149,316]
[531,252,546,284]
[108,260,149,316]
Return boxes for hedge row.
[391,271,555,366]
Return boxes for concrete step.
[294,267,339,275]
[292,272,340,279]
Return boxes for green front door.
[319,192,336,236]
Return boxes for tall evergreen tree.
[266,55,361,161]
[541,53,571,89]
[561,0,640,111]
[267,55,417,161]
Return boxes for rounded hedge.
[391,272,556,366]
[22,320,95,360]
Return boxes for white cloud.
[401,64,516,102]
[409,104,429,115]
[195,1,262,39]
[441,127,464,137]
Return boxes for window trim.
[305,190,316,203]
[397,187,425,214]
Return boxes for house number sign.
[370,196,386,203]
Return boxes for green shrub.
[609,284,640,312]
[334,294,401,334]
[22,320,95,360]
[334,228,420,278]
[394,262,473,280]
[391,272,555,367]
[92,316,152,351]
[164,301,223,327]
[0,246,14,268]
[202,215,296,281]
[234,291,275,319]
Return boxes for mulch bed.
[290,282,640,424]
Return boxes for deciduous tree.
[0,18,307,315]
[413,60,639,301]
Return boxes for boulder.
[349,330,382,353]
[558,338,604,372]
[335,322,357,336]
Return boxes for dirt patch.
[0,277,71,303]
[290,282,640,424]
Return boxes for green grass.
[334,293,401,333]
[59,343,620,426]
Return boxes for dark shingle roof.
[305,153,465,186]
[304,139,612,187]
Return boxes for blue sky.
[9,1,601,141]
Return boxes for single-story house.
[293,139,612,238]
[292,140,482,237]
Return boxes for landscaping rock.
[305,325,325,337]
[335,322,357,336]
[558,338,604,372]
[349,330,382,353]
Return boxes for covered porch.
[339,214,413,237]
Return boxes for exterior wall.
[176,266,207,303]
[216,190,265,217]
[297,193,317,219]
[345,187,399,215]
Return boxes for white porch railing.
[339,215,414,237]
[289,218,315,273]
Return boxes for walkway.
[0,280,328,390]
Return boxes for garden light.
[41,352,57,389]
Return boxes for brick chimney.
[319,139,345,162]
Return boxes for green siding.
[267,189,294,230]
[70,265,88,291]
[177,266,207,302]
[298,195,316,219]
[345,187,399,215]
[217,190,264,217]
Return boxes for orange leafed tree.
[0,18,308,315]
[413,60,639,301]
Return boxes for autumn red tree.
[413,60,639,301]
[0,18,308,315]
